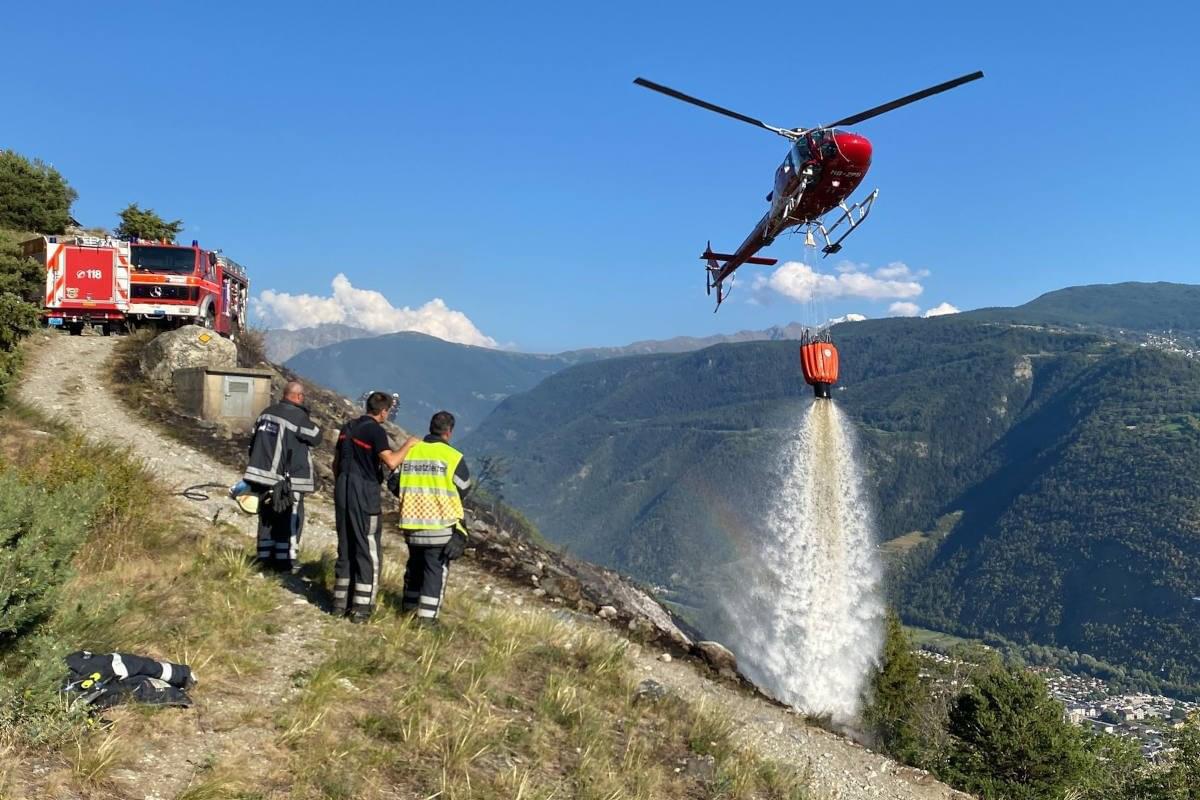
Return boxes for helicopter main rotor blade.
[824,71,984,129]
[633,77,795,138]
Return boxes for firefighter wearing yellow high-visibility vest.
[394,410,471,625]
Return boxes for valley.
[446,284,1200,693]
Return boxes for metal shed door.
[222,376,252,419]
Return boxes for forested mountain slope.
[282,281,1200,440]
[464,312,1200,687]
[283,322,822,430]
[286,331,573,433]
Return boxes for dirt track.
[18,332,337,798]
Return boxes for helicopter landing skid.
[816,189,879,256]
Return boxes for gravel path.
[17,332,335,551]
[16,332,971,800]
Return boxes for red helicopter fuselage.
[711,129,872,288]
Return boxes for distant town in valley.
[919,649,1200,761]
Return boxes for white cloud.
[888,301,921,317]
[922,302,960,318]
[874,263,929,280]
[754,260,925,304]
[253,273,498,348]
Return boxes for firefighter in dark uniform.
[243,381,322,573]
[331,392,417,621]
[396,410,471,625]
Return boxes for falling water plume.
[723,400,884,724]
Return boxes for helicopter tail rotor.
[702,243,778,310]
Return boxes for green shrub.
[0,225,43,405]
[0,228,42,304]
[0,292,38,350]
[0,470,104,643]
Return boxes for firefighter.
[396,410,471,626]
[332,392,418,621]
[244,381,322,573]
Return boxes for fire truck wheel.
[67,323,83,336]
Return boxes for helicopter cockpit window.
[790,140,811,170]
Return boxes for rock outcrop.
[696,640,739,679]
[140,325,237,387]
[464,507,738,673]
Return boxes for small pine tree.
[863,612,931,765]
[945,665,1090,800]
[1135,713,1200,799]
[114,203,183,241]
[0,150,77,234]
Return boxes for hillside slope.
[464,313,1200,688]
[285,331,574,433]
[282,322,825,433]
[3,331,967,800]
[963,282,1200,336]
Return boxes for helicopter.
[633,71,983,310]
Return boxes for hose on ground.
[175,483,231,502]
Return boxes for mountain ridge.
[277,281,1200,436]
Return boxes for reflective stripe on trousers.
[334,472,383,611]
[258,492,304,567]
[403,544,450,619]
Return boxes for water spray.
[719,400,884,724]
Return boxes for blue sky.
[2,1,1196,351]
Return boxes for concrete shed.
[173,366,274,427]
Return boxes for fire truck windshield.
[131,245,196,273]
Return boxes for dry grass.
[67,729,125,786]
[235,325,270,368]
[270,578,815,800]
[0,405,287,795]
[0,399,815,799]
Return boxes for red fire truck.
[127,240,249,339]
[22,235,132,335]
